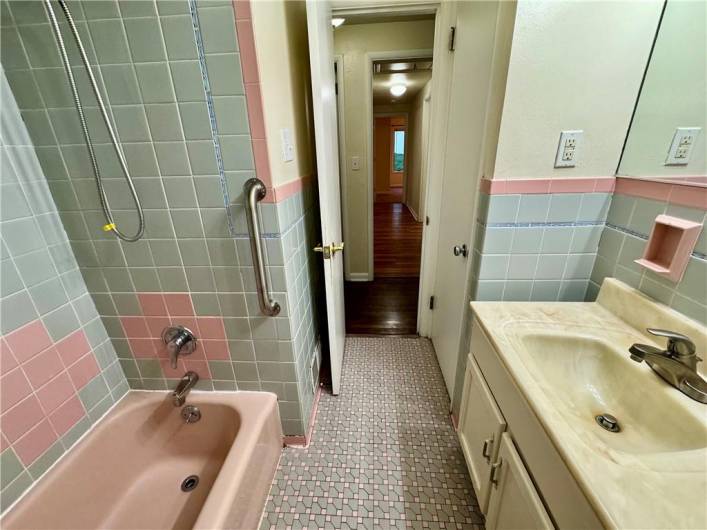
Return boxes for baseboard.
[406,203,420,222]
[346,273,372,281]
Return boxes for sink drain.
[181,475,199,492]
[595,413,621,433]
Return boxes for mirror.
[618,0,706,186]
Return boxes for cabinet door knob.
[490,459,503,486]
[482,437,493,460]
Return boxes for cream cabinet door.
[486,433,554,530]
[458,356,506,513]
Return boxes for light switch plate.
[280,128,294,162]
[665,127,701,165]
[554,130,583,168]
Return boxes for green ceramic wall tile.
[171,209,204,237]
[135,62,176,103]
[0,449,24,489]
[27,441,64,480]
[156,0,190,16]
[185,267,216,291]
[119,0,158,18]
[213,96,249,135]
[208,360,235,380]
[129,267,161,291]
[149,239,182,266]
[169,60,205,101]
[112,105,151,142]
[191,292,220,315]
[157,267,188,291]
[198,6,237,54]
[102,269,134,292]
[178,239,210,266]
[219,135,253,171]
[42,303,80,340]
[82,0,120,19]
[124,17,167,63]
[163,177,198,208]
[204,53,243,96]
[1,25,30,69]
[145,104,183,141]
[100,65,142,104]
[18,24,62,68]
[154,142,191,176]
[186,141,218,174]
[133,178,168,208]
[121,240,155,266]
[142,210,175,238]
[200,208,230,237]
[160,15,198,60]
[193,176,224,207]
[4,70,43,109]
[88,19,131,64]
[178,102,211,140]
[29,277,68,314]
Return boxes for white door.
[306,0,346,395]
[431,1,501,398]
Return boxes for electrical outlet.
[279,128,294,162]
[666,127,701,165]
[554,130,583,168]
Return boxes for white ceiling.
[372,70,432,105]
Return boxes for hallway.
[260,337,483,529]
[374,203,423,278]
[344,203,423,335]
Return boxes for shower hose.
[43,0,145,242]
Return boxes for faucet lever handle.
[647,328,696,357]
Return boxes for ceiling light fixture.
[390,84,407,97]
[331,17,345,28]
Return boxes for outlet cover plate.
[665,127,701,166]
[555,130,583,168]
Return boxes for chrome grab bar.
[243,178,281,316]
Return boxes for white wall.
[492,0,663,179]
[334,19,435,278]
[406,80,431,220]
[619,0,706,177]
[251,0,314,187]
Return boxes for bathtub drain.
[181,475,199,492]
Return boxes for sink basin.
[505,323,707,461]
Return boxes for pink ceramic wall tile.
[145,317,170,338]
[120,317,149,338]
[614,178,671,202]
[1,395,44,443]
[66,354,100,390]
[35,373,75,414]
[5,321,53,363]
[668,185,707,210]
[48,395,85,437]
[0,433,8,452]
[251,139,272,189]
[235,20,258,84]
[506,179,552,194]
[163,294,194,317]
[137,293,168,317]
[271,177,308,203]
[593,178,616,192]
[128,338,157,358]
[232,0,251,20]
[202,340,230,360]
[172,316,199,334]
[182,360,211,380]
[13,419,58,465]
[55,331,91,368]
[549,178,597,193]
[0,338,18,375]
[197,317,226,339]
[244,83,266,140]
[0,368,32,411]
[23,348,65,390]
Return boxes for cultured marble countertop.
[469,279,707,530]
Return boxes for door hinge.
[429,296,435,310]
[425,216,430,226]
[448,26,456,52]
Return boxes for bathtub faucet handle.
[162,326,197,369]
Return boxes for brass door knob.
[313,242,344,259]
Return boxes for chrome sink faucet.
[172,371,199,407]
[629,329,707,404]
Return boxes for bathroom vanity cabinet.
[458,318,603,530]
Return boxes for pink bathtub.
[1,391,282,530]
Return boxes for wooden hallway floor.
[344,202,423,335]
[374,202,423,278]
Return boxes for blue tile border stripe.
[188,0,235,236]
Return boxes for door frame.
[330,2,458,335]
[334,54,352,280]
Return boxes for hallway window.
[393,129,405,172]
